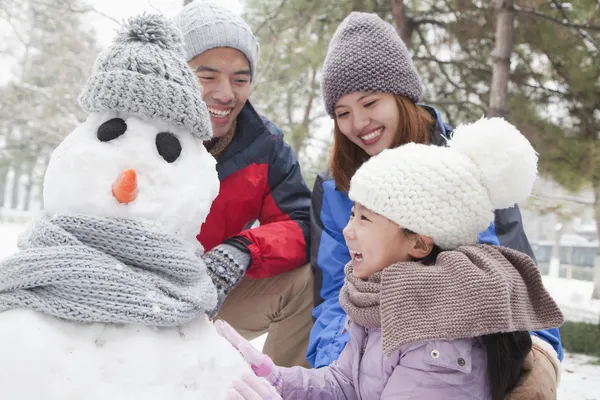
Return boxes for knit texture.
[0,214,217,326]
[203,243,251,313]
[321,12,422,117]
[348,117,538,249]
[79,13,212,141]
[339,245,564,356]
[174,1,259,81]
[339,268,382,329]
[206,119,236,159]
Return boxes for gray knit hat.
[321,12,423,118]
[173,1,259,81]
[79,13,212,141]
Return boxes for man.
[174,1,313,368]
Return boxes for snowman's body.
[0,109,254,398]
[0,309,251,399]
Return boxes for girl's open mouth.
[350,250,363,263]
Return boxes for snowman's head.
[41,13,220,246]
[43,111,219,246]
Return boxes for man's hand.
[506,336,561,400]
[202,242,251,316]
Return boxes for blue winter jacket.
[307,106,563,368]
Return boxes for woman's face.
[334,92,399,156]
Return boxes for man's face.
[189,47,251,138]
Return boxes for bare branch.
[413,17,448,29]
[534,191,594,206]
[512,4,600,31]
[253,0,287,37]
[146,0,163,16]
[549,0,598,50]
[0,6,28,46]
[27,0,122,25]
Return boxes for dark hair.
[402,228,531,399]
[330,94,434,192]
[483,332,532,400]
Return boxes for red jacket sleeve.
[235,128,311,279]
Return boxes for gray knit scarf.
[0,213,217,326]
[339,244,564,356]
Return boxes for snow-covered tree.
[0,0,100,209]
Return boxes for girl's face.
[343,203,425,280]
[334,92,399,156]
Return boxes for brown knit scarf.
[205,119,236,159]
[339,244,564,356]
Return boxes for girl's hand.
[227,373,283,400]
[215,319,283,394]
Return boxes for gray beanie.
[173,1,259,81]
[321,12,423,118]
[78,13,212,141]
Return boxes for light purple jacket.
[280,319,489,399]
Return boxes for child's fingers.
[226,389,246,400]
[232,375,264,400]
[238,342,268,368]
[240,373,282,399]
[214,319,248,349]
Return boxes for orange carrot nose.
[112,168,138,204]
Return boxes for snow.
[0,308,252,399]
[43,112,219,248]
[1,221,599,398]
[542,275,600,324]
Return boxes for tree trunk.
[0,166,7,208]
[10,164,22,209]
[22,161,36,211]
[488,0,515,118]
[591,177,600,299]
[391,0,413,49]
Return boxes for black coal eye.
[156,132,181,163]
[97,118,127,142]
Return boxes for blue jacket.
[307,106,563,368]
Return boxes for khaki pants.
[216,263,314,368]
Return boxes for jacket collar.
[217,101,267,164]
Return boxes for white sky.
[0,0,243,83]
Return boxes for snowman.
[0,14,253,399]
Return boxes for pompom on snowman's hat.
[79,13,212,141]
[348,117,538,249]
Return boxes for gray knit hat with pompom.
[78,13,212,141]
[321,12,423,118]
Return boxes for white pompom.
[448,117,538,210]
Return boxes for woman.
[307,11,562,393]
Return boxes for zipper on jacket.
[357,327,369,400]
[361,327,369,355]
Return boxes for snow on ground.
[1,219,599,398]
[542,275,600,324]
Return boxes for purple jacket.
[280,319,489,399]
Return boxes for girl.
[217,116,563,400]
[307,11,564,374]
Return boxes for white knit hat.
[348,117,538,249]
